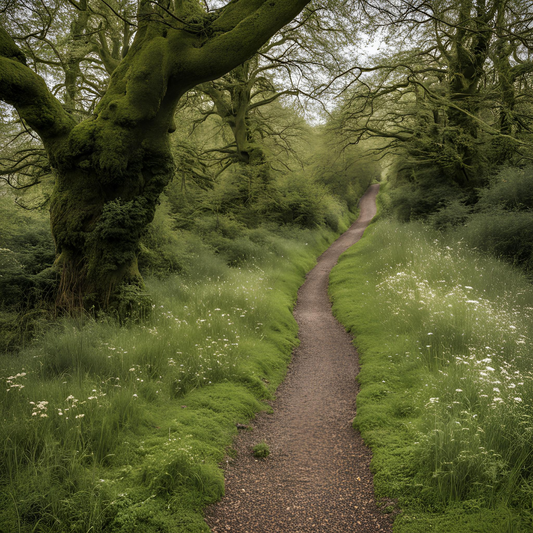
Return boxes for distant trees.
[334,0,533,206]
[197,55,298,167]
[176,4,357,203]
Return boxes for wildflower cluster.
[6,372,26,392]
[30,400,48,418]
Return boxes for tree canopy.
[334,0,533,197]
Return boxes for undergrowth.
[330,216,533,532]
[0,215,353,532]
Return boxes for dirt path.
[205,184,390,533]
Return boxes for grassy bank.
[329,218,533,532]
[0,217,353,532]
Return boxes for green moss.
[0,38,75,141]
[0,27,27,63]
[94,124,132,177]
[65,117,97,161]
[50,105,175,309]
[95,34,170,133]
[50,183,102,252]
[121,40,168,122]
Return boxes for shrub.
[453,166,533,271]
[137,198,186,277]
[428,199,471,230]
[322,195,346,232]
[204,234,264,267]
[388,163,468,221]
[0,197,56,309]
[477,166,533,211]
[459,211,533,270]
[256,173,331,228]
[193,214,246,240]
[252,441,270,458]
[390,182,465,222]
[312,138,378,211]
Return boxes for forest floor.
[205,184,392,532]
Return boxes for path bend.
[205,184,390,533]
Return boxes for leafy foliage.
[0,196,57,351]
[455,166,533,270]
[476,166,533,211]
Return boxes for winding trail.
[205,185,390,533]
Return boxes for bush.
[459,211,533,270]
[256,173,331,228]
[387,161,470,221]
[204,234,265,266]
[193,214,246,240]
[0,196,56,350]
[477,166,533,211]
[252,441,270,458]
[312,136,379,211]
[390,182,465,222]
[0,196,56,309]
[451,166,533,271]
[322,195,346,231]
[138,198,187,277]
[428,199,471,230]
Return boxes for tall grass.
[0,224,339,532]
[330,219,533,532]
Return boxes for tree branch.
[0,27,76,144]
[189,0,311,82]
[248,89,298,111]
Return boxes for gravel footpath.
[205,185,391,533]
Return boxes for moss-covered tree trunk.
[50,119,176,310]
[50,16,186,310]
[0,0,311,312]
[445,0,494,187]
[490,2,533,164]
